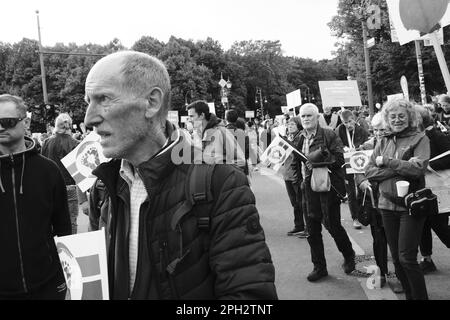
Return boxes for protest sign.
[54,229,109,300]
[207,102,216,115]
[168,110,179,125]
[245,111,255,119]
[344,150,373,174]
[318,80,362,108]
[260,136,296,172]
[61,131,109,192]
[286,89,302,108]
[387,93,404,102]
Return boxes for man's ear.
[144,87,164,118]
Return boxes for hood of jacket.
[203,114,222,133]
[0,136,37,194]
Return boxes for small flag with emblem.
[260,135,298,172]
[344,150,373,174]
[54,229,109,300]
[61,131,109,192]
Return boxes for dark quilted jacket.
[88,125,277,300]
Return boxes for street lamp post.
[36,10,48,104]
[255,87,267,118]
[219,73,232,110]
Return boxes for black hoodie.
[0,137,71,295]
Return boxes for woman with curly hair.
[359,99,430,300]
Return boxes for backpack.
[170,164,216,232]
[90,163,216,232]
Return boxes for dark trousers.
[302,181,354,270]
[370,212,388,275]
[381,210,428,300]
[420,213,450,256]
[284,180,307,231]
[345,174,360,220]
[0,270,67,300]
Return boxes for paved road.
[76,169,450,300]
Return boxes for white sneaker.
[353,220,362,229]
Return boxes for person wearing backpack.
[84,51,277,300]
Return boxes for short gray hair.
[0,94,27,117]
[118,51,171,119]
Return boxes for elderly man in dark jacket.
[297,103,355,282]
[85,51,277,299]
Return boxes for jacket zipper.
[10,155,28,293]
[162,240,180,299]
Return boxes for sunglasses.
[0,117,25,129]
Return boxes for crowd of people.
[1,50,450,300]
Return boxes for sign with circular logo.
[75,141,107,178]
[57,242,83,300]
[349,151,370,172]
[267,145,287,165]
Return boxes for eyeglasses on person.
[0,117,25,129]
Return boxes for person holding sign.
[336,109,369,229]
[298,103,355,282]
[0,94,71,299]
[359,99,430,300]
[84,51,276,300]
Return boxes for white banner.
[286,89,302,108]
[54,229,109,300]
[61,132,110,192]
[387,93,405,102]
[245,111,255,118]
[207,102,216,115]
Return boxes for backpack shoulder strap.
[170,164,216,231]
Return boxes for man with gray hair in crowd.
[297,103,355,282]
[41,113,80,234]
[85,51,277,300]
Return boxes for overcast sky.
[2,0,341,60]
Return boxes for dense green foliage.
[3,0,450,132]
[0,37,346,131]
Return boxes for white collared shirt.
[119,129,180,295]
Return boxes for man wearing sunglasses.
[0,94,72,299]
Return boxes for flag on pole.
[260,135,298,172]
[54,229,109,300]
[344,150,373,174]
[61,131,110,192]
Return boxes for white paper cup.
[396,181,410,197]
